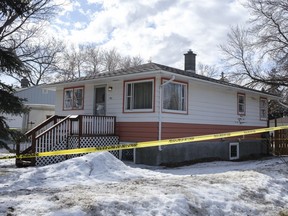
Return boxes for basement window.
[229,142,239,160]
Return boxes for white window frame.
[162,80,188,114]
[237,93,246,115]
[260,97,268,120]
[63,86,84,110]
[229,142,239,160]
[124,79,154,112]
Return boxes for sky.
[1,0,250,86]
[1,151,288,215]
[51,0,249,69]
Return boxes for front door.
[94,86,106,116]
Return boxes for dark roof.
[51,62,162,84]
[49,62,278,97]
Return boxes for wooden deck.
[16,115,118,167]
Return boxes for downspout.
[158,75,175,151]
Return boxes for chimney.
[184,49,196,73]
[21,77,29,88]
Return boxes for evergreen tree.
[0,0,57,144]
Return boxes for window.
[229,142,239,160]
[237,93,246,115]
[63,86,84,110]
[163,80,187,113]
[260,98,268,120]
[124,79,154,112]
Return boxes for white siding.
[5,114,23,130]
[180,81,265,126]
[84,84,97,115]
[54,74,267,127]
[55,88,64,115]
[5,105,55,131]
[25,106,55,131]
[106,81,123,116]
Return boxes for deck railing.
[16,115,116,166]
[25,115,66,138]
[36,115,116,152]
[81,115,116,135]
[16,115,65,155]
[36,116,71,153]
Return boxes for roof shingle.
[48,62,278,97]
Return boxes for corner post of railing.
[78,115,83,148]
[53,115,58,124]
[30,132,36,166]
[15,139,20,157]
[113,116,116,135]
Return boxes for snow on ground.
[1,150,288,216]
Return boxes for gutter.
[158,75,175,151]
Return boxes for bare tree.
[0,0,59,76]
[56,45,86,81]
[120,55,143,70]
[221,26,261,87]
[247,0,288,69]
[56,45,144,80]
[82,44,103,76]
[220,0,288,89]
[197,62,220,78]
[4,37,64,85]
[103,48,122,72]
[102,48,143,72]
[0,0,58,140]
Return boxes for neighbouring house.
[5,78,55,132]
[17,50,280,167]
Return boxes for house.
[18,50,279,167]
[5,80,56,132]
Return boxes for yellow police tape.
[1,125,288,160]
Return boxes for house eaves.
[160,70,279,100]
[44,63,163,89]
[44,62,280,99]
[153,63,280,100]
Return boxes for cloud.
[49,0,250,69]
[57,0,81,16]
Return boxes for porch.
[16,115,119,167]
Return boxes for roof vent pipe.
[184,49,196,73]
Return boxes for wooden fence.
[270,129,288,155]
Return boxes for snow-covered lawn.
[1,151,288,216]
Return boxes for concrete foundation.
[134,140,269,166]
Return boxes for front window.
[237,93,246,115]
[63,86,84,110]
[260,98,268,120]
[163,80,187,113]
[124,79,154,112]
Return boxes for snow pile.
[2,152,169,189]
[1,152,288,215]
